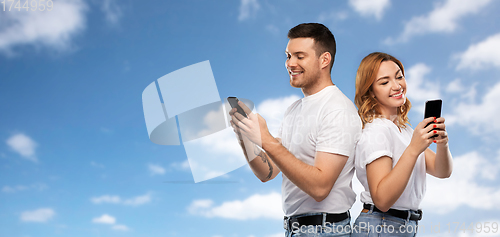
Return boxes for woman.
[351,52,453,236]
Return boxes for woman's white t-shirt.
[354,118,426,211]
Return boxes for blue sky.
[1,0,500,236]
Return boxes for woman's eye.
[381,82,388,85]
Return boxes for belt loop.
[369,204,374,213]
[284,216,289,231]
[406,211,411,223]
[322,212,327,226]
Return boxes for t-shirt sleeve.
[276,122,283,141]
[356,124,394,168]
[316,110,362,157]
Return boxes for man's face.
[285,38,322,89]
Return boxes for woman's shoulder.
[363,118,393,132]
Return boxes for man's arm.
[230,101,348,202]
[229,106,281,182]
[235,132,281,182]
[263,141,348,202]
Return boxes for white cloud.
[348,0,390,20]
[455,33,500,70]
[0,0,87,55]
[170,160,190,171]
[188,192,283,220]
[257,95,301,137]
[90,161,105,168]
[2,185,28,193]
[421,150,500,214]
[318,11,349,23]
[265,24,280,35]
[446,78,465,93]
[6,133,38,162]
[20,208,55,223]
[445,78,477,103]
[92,214,131,231]
[453,220,500,237]
[92,214,116,224]
[2,183,47,193]
[148,164,166,176]
[385,0,492,44]
[122,193,151,206]
[91,195,121,204]
[265,234,284,237]
[405,63,441,114]
[100,0,122,25]
[446,80,500,134]
[238,0,260,21]
[90,193,151,206]
[112,224,130,231]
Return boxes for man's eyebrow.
[285,51,307,55]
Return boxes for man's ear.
[320,52,331,70]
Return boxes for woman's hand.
[408,117,436,155]
[433,117,449,146]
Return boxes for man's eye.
[297,56,304,59]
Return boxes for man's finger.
[233,110,247,123]
[238,101,252,115]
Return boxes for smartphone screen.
[424,99,442,138]
[227,97,248,118]
[424,99,442,119]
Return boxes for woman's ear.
[369,90,376,98]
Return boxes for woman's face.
[371,60,407,118]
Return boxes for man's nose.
[286,58,296,69]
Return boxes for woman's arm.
[425,117,453,178]
[366,117,436,212]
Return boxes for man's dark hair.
[288,23,336,72]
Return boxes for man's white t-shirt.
[277,85,362,216]
[354,118,426,211]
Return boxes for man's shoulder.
[320,88,358,114]
[283,97,303,115]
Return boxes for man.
[230,23,361,237]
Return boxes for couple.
[229,23,453,237]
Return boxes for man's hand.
[229,101,272,147]
[228,101,281,181]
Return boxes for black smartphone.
[424,99,442,138]
[227,97,247,118]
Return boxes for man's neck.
[301,76,334,97]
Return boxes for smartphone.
[227,97,247,118]
[424,99,442,138]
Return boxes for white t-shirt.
[354,118,426,211]
[277,85,362,216]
